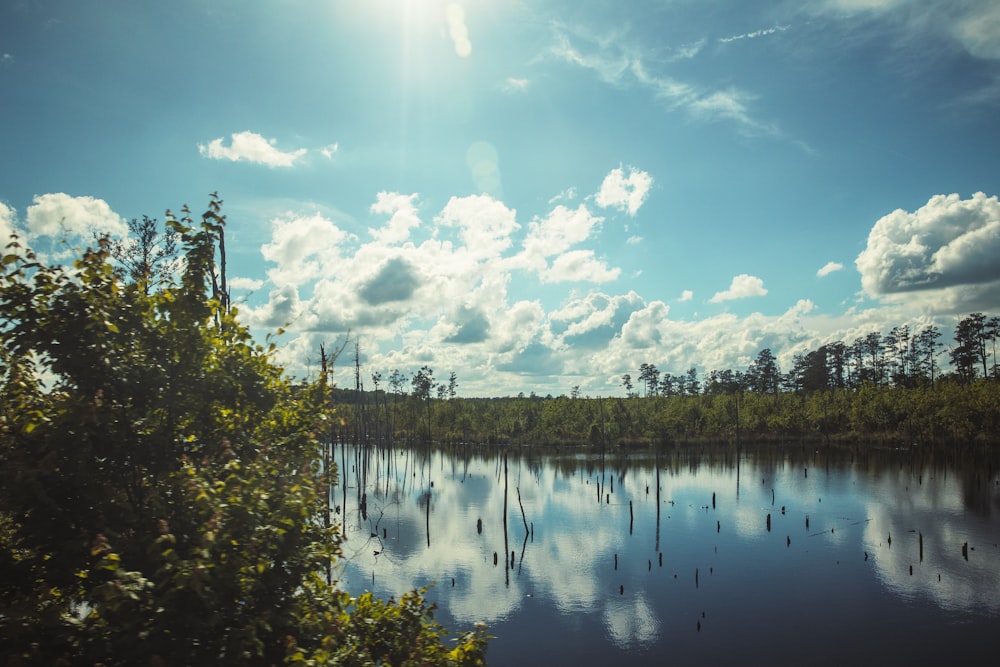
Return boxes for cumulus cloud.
[595,166,653,216]
[856,192,1000,301]
[550,291,645,350]
[229,276,264,291]
[244,170,924,396]
[445,3,472,58]
[436,194,519,260]
[359,257,421,305]
[620,300,669,348]
[254,284,301,329]
[709,274,768,302]
[543,250,620,283]
[817,261,844,277]
[514,204,604,272]
[198,131,307,167]
[261,212,353,287]
[25,193,127,241]
[0,202,15,242]
[444,306,491,344]
[370,192,421,244]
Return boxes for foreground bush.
[0,198,487,665]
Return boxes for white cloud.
[594,166,653,216]
[370,192,422,244]
[626,235,643,245]
[620,300,669,348]
[817,261,844,277]
[856,192,1000,309]
[245,181,982,396]
[709,274,768,303]
[0,202,15,243]
[253,284,302,329]
[320,143,339,159]
[514,204,603,272]
[25,193,127,241]
[229,276,264,291]
[549,291,645,351]
[261,212,353,287]
[0,53,12,68]
[445,3,472,58]
[435,194,519,260]
[543,250,620,284]
[198,131,307,167]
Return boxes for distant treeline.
[330,313,1000,448]
[332,380,1000,448]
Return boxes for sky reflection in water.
[335,446,1000,666]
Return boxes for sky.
[1,0,999,397]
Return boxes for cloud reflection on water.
[335,446,1000,655]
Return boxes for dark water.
[334,445,1000,666]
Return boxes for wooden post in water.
[503,454,510,587]
[655,450,661,553]
[766,513,771,532]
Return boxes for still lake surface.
[334,444,1000,666]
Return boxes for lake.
[332,444,1000,666]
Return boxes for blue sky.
[2,0,999,396]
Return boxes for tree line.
[623,315,999,399]
[336,314,1000,449]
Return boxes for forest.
[334,313,1000,449]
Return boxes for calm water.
[333,445,1000,666]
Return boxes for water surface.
[334,445,1000,665]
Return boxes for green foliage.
[0,200,487,665]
